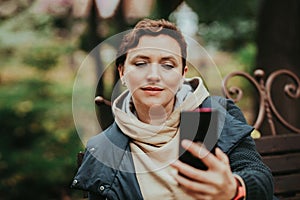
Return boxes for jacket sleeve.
[229,135,274,200]
[223,98,274,200]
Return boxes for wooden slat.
[262,152,300,173]
[274,173,300,195]
[278,195,300,200]
[255,134,300,199]
[279,195,300,200]
[255,134,300,154]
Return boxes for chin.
[143,101,164,107]
[145,99,173,108]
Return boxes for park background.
[0,0,299,199]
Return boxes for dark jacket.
[71,96,274,200]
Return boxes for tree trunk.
[256,0,300,134]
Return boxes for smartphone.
[179,108,219,171]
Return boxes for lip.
[142,86,163,91]
[141,86,163,95]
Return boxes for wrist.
[231,175,246,200]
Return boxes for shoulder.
[203,96,254,153]
[202,96,247,123]
[86,124,113,148]
[86,122,130,151]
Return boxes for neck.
[134,100,175,125]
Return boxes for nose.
[146,63,161,83]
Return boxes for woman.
[72,19,274,200]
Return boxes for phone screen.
[179,108,219,170]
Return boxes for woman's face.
[119,34,187,112]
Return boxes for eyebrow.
[161,56,179,63]
[130,55,179,63]
[130,55,150,61]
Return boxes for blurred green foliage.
[235,43,257,72]
[198,20,256,50]
[22,43,74,71]
[186,0,258,51]
[22,45,60,70]
[0,0,260,199]
[0,2,83,199]
[0,78,84,199]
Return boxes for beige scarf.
[112,77,209,199]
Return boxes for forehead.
[127,34,182,58]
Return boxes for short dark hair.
[116,18,187,71]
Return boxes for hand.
[171,139,237,200]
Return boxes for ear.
[118,65,124,78]
[118,65,126,85]
[179,66,188,87]
[182,66,188,77]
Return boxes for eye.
[134,61,148,67]
[161,63,174,70]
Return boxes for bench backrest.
[255,134,300,199]
[223,69,300,199]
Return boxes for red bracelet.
[232,178,246,200]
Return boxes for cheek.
[166,81,181,94]
[163,73,183,92]
[125,73,143,91]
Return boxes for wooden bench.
[223,69,300,199]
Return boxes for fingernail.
[199,145,211,158]
[181,139,192,148]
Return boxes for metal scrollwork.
[265,69,300,134]
[222,69,300,135]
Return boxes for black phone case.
[179,108,219,171]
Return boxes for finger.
[181,140,209,158]
[171,160,211,183]
[181,139,217,169]
[215,147,229,165]
[173,171,216,194]
[185,191,211,200]
[171,160,204,181]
